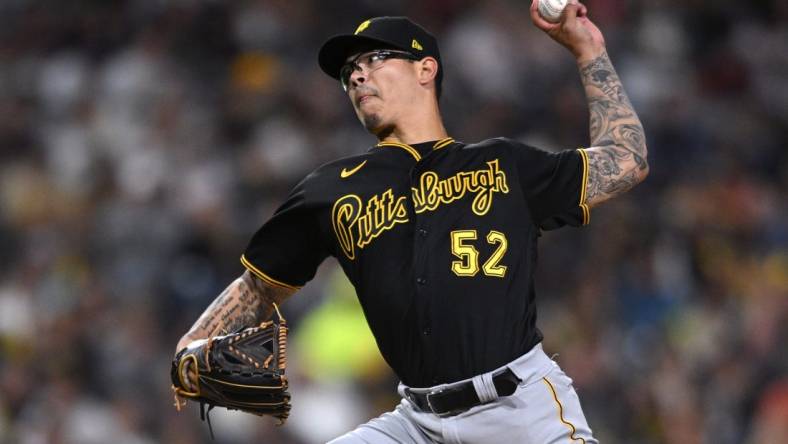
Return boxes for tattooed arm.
[175,270,296,352]
[530,0,648,208]
[580,52,648,207]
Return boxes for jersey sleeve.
[241,176,330,289]
[507,139,590,230]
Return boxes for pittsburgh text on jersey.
[332,159,509,260]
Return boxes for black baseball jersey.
[242,137,589,387]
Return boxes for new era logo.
[411,39,423,51]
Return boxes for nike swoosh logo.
[340,160,367,178]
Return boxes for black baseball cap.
[318,16,442,85]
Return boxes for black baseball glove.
[171,305,290,430]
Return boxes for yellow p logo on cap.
[354,20,371,35]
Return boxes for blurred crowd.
[0,0,786,443]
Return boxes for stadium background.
[0,0,786,443]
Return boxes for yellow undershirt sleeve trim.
[377,142,422,161]
[542,377,587,444]
[577,148,590,225]
[240,255,301,291]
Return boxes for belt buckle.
[425,388,443,415]
[425,388,456,417]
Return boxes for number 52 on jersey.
[450,230,508,278]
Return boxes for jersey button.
[422,327,431,336]
[418,229,428,237]
[416,277,427,285]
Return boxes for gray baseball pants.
[328,343,598,444]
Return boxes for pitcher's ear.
[417,57,439,86]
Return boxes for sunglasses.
[340,49,420,92]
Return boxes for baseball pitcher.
[172,1,648,442]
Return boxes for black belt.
[404,368,521,416]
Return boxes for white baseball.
[538,0,568,23]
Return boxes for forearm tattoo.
[184,271,294,341]
[580,52,648,206]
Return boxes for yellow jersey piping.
[376,137,455,160]
[240,255,301,291]
[432,137,455,149]
[577,148,590,225]
[377,142,421,161]
[542,377,587,444]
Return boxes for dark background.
[0,0,786,443]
